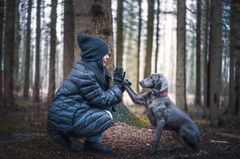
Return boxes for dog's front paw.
[145,148,156,156]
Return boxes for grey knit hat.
[77,32,109,61]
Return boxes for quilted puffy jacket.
[47,60,123,136]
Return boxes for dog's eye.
[149,77,155,85]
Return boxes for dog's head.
[139,73,168,92]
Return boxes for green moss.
[113,103,149,127]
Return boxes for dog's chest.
[147,100,168,126]
[150,101,167,114]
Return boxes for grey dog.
[124,73,200,155]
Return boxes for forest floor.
[0,98,240,159]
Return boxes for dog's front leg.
[124,84,147,105]
[147,119,165,155]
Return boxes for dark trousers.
[48,109,113,149]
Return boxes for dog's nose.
[139,81,143,86]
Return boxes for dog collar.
[152,90,168,97]
[158,92,168,97]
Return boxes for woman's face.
[102,54,110,64]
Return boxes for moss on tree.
[113,103,149,127]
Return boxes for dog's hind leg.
[182,131,200,151]
[172,131,186,147]
[174,129,199,152]
[147,120,165,155]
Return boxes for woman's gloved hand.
[123,79,132,86]
[113,67,126,85]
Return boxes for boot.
[49,130,72,152]
[84,141,113,154]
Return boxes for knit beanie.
[77,32,109,61]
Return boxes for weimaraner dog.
[124,73,200,155]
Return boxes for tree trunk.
[33,0,41,102]
[74,0,143,126]
[155,0,160,73]
[209,0,223,127]
[74,0,113,61]
[144,0,154,78]
[228,0,240,126]
[23,0,32,98]
[0,0,4,103]
[3,0,16,112]
[176,0,186,110]
[116,0,123,67]
[63,0,74,80]
[47,0,58,101]
[188,35,195,94]
[125,0,136,89]
[41,0,49,93]
[195,0,202,106]
[136,0,142,93]
[14,0,20,91]
[43,33,50,91]
[18,1,27,93]
[203,0,210,118]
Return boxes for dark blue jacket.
[47,60,122,136]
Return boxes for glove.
[123,79,132,86]
[113,67,126,85]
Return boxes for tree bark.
[0,0,4,103]
[195,0,202,106]
[116,0,123,67]
[176,0,187,110]
[203,0,210,118]
[209,0,223,127]
[23,0,32,98]
[33,0,41,102]
[43,33,50,91]
[14,0,20,90]
[155,0,160,73]
[47,0,58,101]
[137,0,142,93]
[228,0,240,126]
[3,0,16,112]
[63,0,74,80]
[188,35,195,94]
[125,0,138,91]
[74,0,113,62]
[144,0,154,78]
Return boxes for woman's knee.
[88,110,113,136]
[104,110,113,121]
[72,109,113,137]
[98,110,113,130]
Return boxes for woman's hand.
[113,67,126,85]
[123,79,132,86]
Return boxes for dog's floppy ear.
[153,74,168,92]
[153,75,162,91]
[159,76,168,92]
